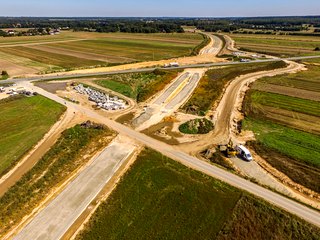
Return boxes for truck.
[236,145,253,161]
[164,62,179,68]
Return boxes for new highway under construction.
[1,32,320,239]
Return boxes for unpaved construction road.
[14,136,136,240]
[200,34,223,55]
[3,33,320,239]
[9,81,320,231]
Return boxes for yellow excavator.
[226,139,237,158]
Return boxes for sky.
[0,0,319,17]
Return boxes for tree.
[315,47,320,51]
[1,70,8,76]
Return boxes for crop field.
[0,31,203,76]
[182,61,287,115]
[77,148,319,240]
[243,119,320,193]
[0,95,66,177]
[229,33,320,57]
[95,69,180,102]
[257,64,320,92]
[0,123,114,236]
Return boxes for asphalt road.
[2,55,320,85]
[14,137,136,240]
[14,82,320,229]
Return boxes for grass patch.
[0,123,114,236]
[77,148,320,239]
[245,90,320,117]
[0,95,66,177]
[182,61,287,115]
[179,118,214,134]
[95,69,180,102]
[247,141,320,193]
[243,118,320,168]
[217,195,320,240]
[259,64,320,92]
[230,33,320,57]
[191,33,210,55]
[77,148,242,239]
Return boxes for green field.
[258,64,320,92]
[0,31,203,75]
[77,148,319,240]
[229,33,320,57]
[0,95,66,177]
[246,90,320,117]
[182,61,287,115]
[95,69,180,102]
[0,123,114,236]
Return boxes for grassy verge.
[0,123,115,236]
[179,118,214,134]
[182,61,287,115]
[191,33,210,55]
[0,95,66,177]
[77,148,320,239]
[95,69,180,102]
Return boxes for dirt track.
[178,61,306,154]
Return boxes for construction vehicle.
[226,139,237,157]
[219,139,237,158]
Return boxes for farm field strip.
[76,148,320,240]
[0,95,66,177]
[252,82,320,101]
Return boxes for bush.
[315,47,320,51]
[179,118,214,134]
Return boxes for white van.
[236,145,253,161]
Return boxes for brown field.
[229,33,320,57]
[252,82,320,101]
[0,31,203,77]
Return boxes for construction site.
[0,18,320,240]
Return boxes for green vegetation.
[246,90,320,117]
[243,118,320,168]
[95,69,180,102]
[182,61,287,115]
[242,60,320,193]
[0,95,66,177]
[0,123,114,236]
[77,148,320,240]
[191,33,210,55]
[230,34,320,57]
[0,70,8,80]
[179,118,214,134]
[259,64,320,92]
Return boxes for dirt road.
[12,83,320,229]
[179,61,306,154]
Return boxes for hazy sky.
[1,0,319,17]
